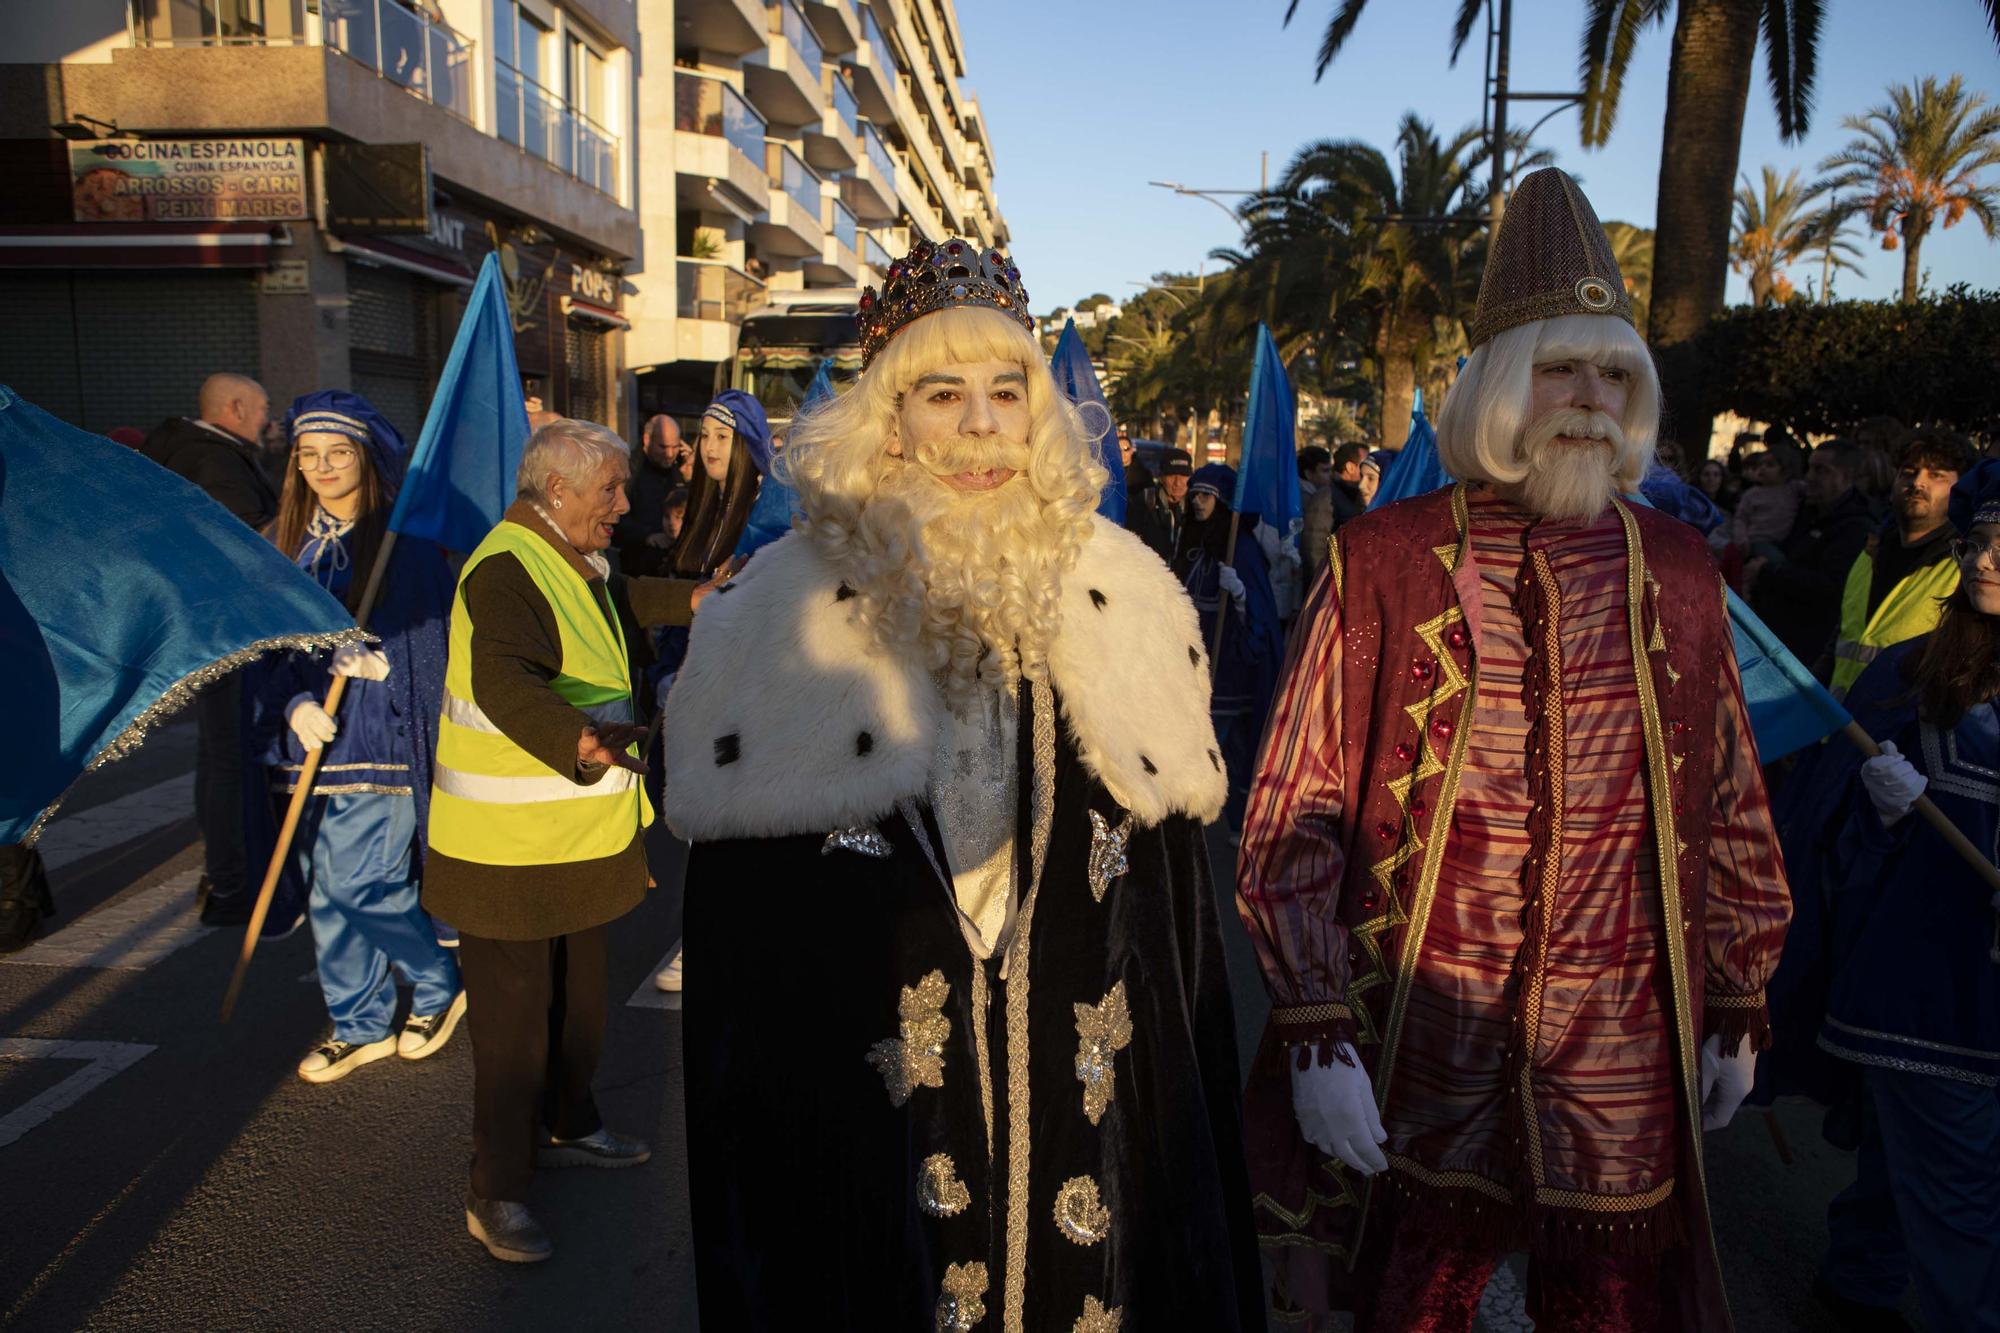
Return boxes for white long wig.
[1435,313,1661,495]
[781,306,1108,701]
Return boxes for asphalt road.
[0,716,1919,1331]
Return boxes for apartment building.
[625,0,1008,419]
[0,0,640,439]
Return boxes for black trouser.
[458,925,608,1202]
[193,673,246,896]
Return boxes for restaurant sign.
[69,138,308,223]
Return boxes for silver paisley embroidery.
[1074,982,1133,1126]
[1086,809,1133,903]
[937,1261,989,1331]
[1053,1175,1111,1246]
[823,825,892,857]
[1073,1296,1123,1333]
[865,970,951,1106]
[919,1152,971,1217]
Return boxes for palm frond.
[1579,0,1667,147]
[1311,0,1373,81]
[1759,0,1822,142]
[1447,0,1486,66]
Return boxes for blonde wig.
[782,306,1108,701]
[1435,312,1660,495]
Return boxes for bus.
[732,287,863,429]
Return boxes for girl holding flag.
[247,391,464,1084]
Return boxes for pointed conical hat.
[1468,167,1633,348]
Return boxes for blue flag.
[1371,389,1452,509]
[0,386,363,845]
[1234,324,1300,529]
[734,365,824,559]
[386,252,531,551]
[1049,320,1125,522]
[1622,478,1850,760]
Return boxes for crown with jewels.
[859,236,1033,367]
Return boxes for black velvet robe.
[684,680,1262,1331]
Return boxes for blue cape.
[1,385,362,845]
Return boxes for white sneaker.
[297,1034,398,1083]
[654,945,683,993]
[399,989,468,1059]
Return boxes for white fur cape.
[663,515,1228,841]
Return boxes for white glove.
[1290,1044,1389,1175]
[1217,565,1247,601]
[287,698,338,750]
[1699,1034,1757,1131]
[1861,740,1926,825]
[328,644,391,681]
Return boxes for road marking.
[627,942,682,1011]
[0,870,213,971]
[0,1039,156,1148]
[35,774,195,875]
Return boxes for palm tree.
[1217,114,1543,436]
[1288,1,2000,447]
[1819,75,2000,303]
[1602,220,1655,334]
[1729,166,1860,305]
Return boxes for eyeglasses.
[1951,538,2000,565]
[297,446,361,472]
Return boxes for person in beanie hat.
[1238,167,1790,1330]
[1128,444,1191,562]
[1171,463,1283,837]
[667,237,1262,1329]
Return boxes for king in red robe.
[1236,169,1791,1332]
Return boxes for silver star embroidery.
[1086,809,1133,903]
[864,970,951,1107]
[823,825,892,857]
[1074,981,1133,1126]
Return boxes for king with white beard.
[665,238,1263,1332]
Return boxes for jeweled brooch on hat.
[859,236,1033,367]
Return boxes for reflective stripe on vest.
[1830,550,1959,698]
[429,520,654,867]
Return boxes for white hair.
[516,418,629,503]
[1435,313,1660,494]
[782,306,1107,703]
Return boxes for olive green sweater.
[423,501,695,940]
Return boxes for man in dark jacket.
[1127,446,1189,563]
[1751,439,1881,666]
[614,414,690,571]
[142,373,278,924]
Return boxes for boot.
[0,843,54,954]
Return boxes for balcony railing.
[677,259,766,323]
[772,0,823,82]
[129,0,472,122]
[860,121,894,183]
[496,62,619,195]
[767,142,823,217]
[829,74,859,135]
[675,73,767,167]
[826,197,857,251]
[861,7,899,75]
[862,232,894,271]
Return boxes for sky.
[953,0,2000,313]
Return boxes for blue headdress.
[284,390,411,501]
[703,389,773,478]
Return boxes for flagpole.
[220,531,402,1022]
[1209,510,1242,675]
[1838,720,2000,963]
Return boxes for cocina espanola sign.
[69,139,309,223]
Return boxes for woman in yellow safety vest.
[422,417,726,1265]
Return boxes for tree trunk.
[1902,219,1923,303]
[1648,0,1762,454]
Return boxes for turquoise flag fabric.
[385,253,531,551]
[1370,389,1451,510]
[1233,324,1300,528]
[0,386,364,845]
[734,364,823,559]
[1049,320,1124,522]
[1624,477,1850,760]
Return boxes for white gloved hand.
[1699,1033,1757,1131]
[328,644,391,681]
[287,698,338,750]
[1861,740,1926,826]
[1217,565,1247,601]
[1290,1044,1389,1175]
